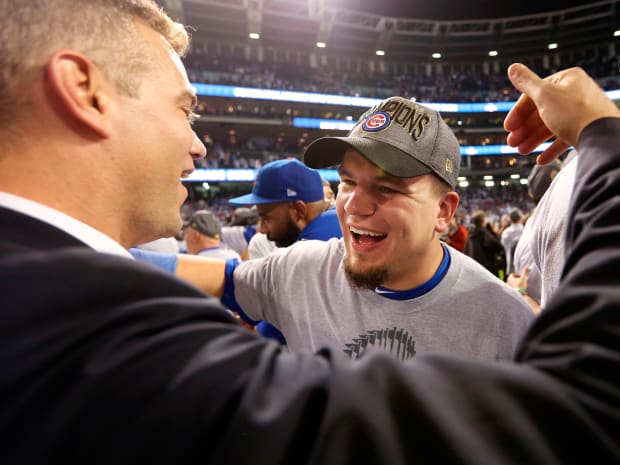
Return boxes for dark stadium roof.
[161,0,618,62]
[340,0,605,21]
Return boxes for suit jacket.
[1,117,620,465]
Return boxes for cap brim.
[228,193,284,205]
[304,136,432,178]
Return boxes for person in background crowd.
[507,158,563,309]
[220,206,259,260]
[322,177,337,208]
[183,209,241,260]
[465,209,505,277]
[230,159,342,246]
[148,96,534,361]
[228,158,343,344]
[500,209,524,275]
[443,215,468,253]
[508,152,577,310]
[1,0,620,459]
[527,153,577,307]
[497,213,511,237]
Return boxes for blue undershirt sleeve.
[129,248,178,273]
[221,258,259,325]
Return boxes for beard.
[343,255,389,290]
[270,216,301,248]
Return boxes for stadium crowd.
[185,50,620,102]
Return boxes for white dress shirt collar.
[0,192,132,258]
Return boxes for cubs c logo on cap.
[362,111,391,132]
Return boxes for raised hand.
[504,63,620,164]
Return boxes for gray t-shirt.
[513,219,542,303]
[529,156,577,307]
[232,238,534,361]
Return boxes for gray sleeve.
[232,247,291,325]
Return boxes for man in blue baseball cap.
[229,158,342,344]
[230,159,341,247]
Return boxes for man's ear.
[436,191,459,234]
[289,201,309,225]
[45,50,113,138]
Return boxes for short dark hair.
[509,209,522,223]
[471,210,486,228]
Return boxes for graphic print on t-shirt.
[343,327,416,360]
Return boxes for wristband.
[517,287,528,296]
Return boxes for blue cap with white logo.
[229,159,324,205]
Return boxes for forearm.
[175,254,227,299]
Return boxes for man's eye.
[183,109,199,124]
[378,186,398,194]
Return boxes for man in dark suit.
[1,1,620,463]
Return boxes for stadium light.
[248,32,260,40]
[510,174,520,179]
[485,180,495,187]
[483,175,493,180]
[432,52,441,59]
[458,180,469,188]
[316,42,326,48]
[375,50,385,56]
[520,179,529,185]
[547,42,558,50]
[614,30,620,37]
[488,50,498,57]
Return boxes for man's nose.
[191,131,206,160]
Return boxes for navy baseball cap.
[229,159,324,205]
[303,96,461,188]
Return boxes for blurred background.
[153,0,619,227]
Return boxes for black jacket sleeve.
[2,119,620,465]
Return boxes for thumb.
[519,265,530,278]
[522,265,530,279]
[508,63,545,100]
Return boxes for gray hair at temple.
[0,0,189,131]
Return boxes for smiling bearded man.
[135,96,536,362]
